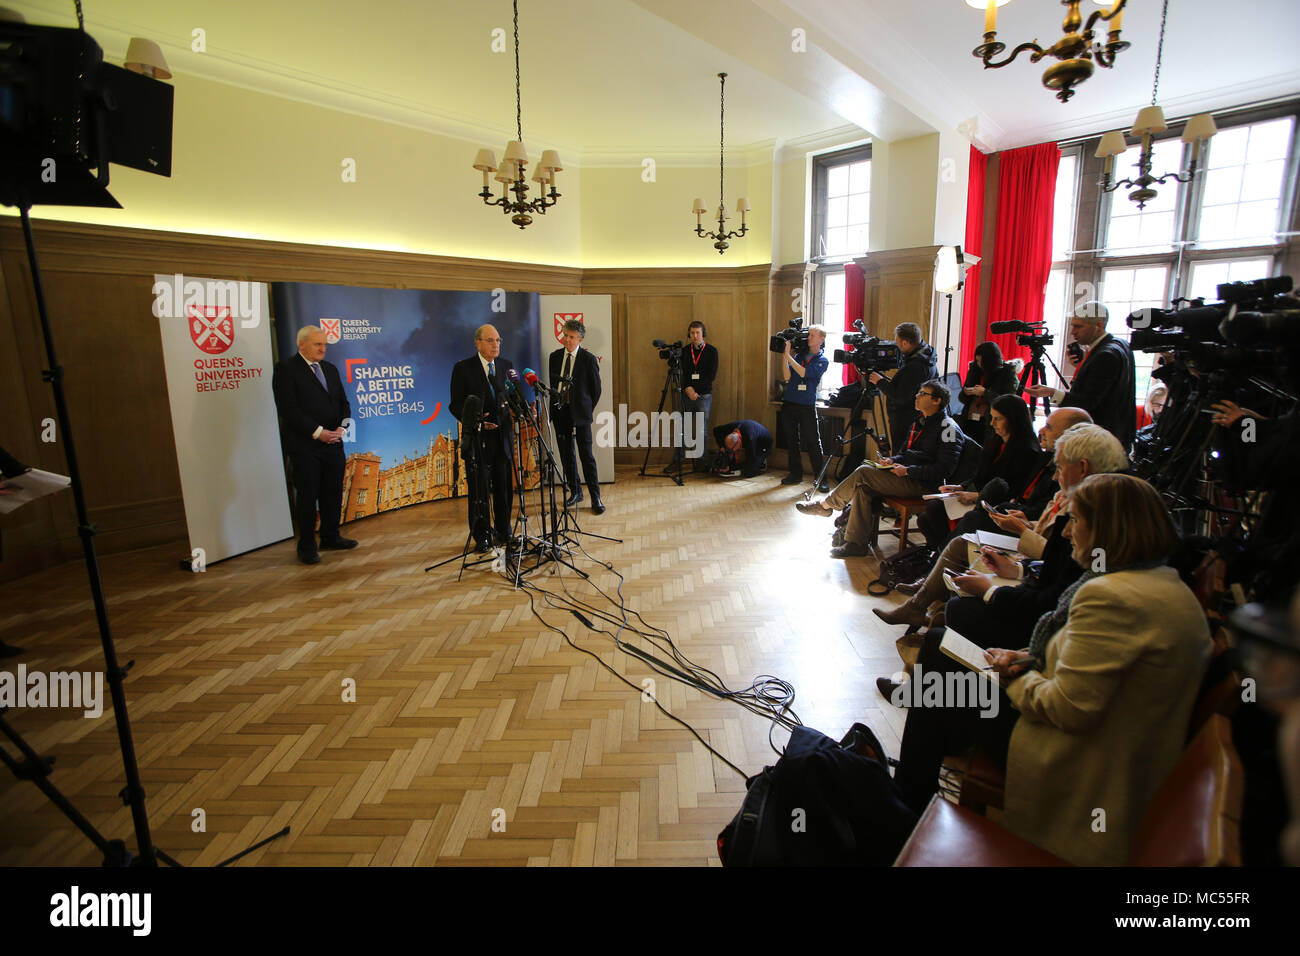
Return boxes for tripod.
[1,201,287,865]
[1017,341,1068,419]
[805,387,889,501]
[425,423,499,580]
[639,360,686,486]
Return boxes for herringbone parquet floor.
[0,465,916,866]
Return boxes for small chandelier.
[1095,0,1216,210]
[968,0,1130,103]
[691,73,749,255]
[471,0,562,229]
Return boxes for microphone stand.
[425,420,497,578]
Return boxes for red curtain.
[842,260,865,384]
[984,142,1061,365]
[958,146,987,372]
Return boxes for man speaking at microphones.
[549,318,604,514]
[450,324,515,552]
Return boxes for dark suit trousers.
[893,625,1019,814]
[780,402,824,480]
[289,442,345,549]
[465,436,513,541]
[556,418,599,496]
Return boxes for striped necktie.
[486,360,496,397]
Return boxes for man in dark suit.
[549,318,604,514]
[272,325,358,564]
[450,324,515,551]
[1027,300,1137,451]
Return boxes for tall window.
[810,144,871,333]
[1050,103,1298,410]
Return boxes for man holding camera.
[1027,300,1136,451]
[666,320,718,474]
[868,322,938,456]
[550,318,604,514]
[797,379,964,557]
[778,324,828,488]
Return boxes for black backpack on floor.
[867,544,936,597]
[717,724,918,866]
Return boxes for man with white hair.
[272,325,357,564]
[1027,300,1136,450]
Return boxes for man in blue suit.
[272,325,358,564]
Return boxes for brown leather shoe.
[830,541,873,558]
[795,500,833,517]
[895,576,927,596]
[872,603,929,628]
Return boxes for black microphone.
[462,392,482,434]
[652,339,668,348]
[989,320,1038,334]
[980,477,1011,506]
[504,369,529,415]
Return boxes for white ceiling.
[8,0,1300,157]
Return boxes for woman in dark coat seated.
[917,394,1041,550]
[957,341,1019,444]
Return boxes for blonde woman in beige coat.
[987,473,1211,866]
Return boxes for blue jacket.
[782,350,827,406]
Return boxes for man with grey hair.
[1027,300,1136,451]
[272,324,356,564]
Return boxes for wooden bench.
[896,715,1244,866]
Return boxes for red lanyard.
[691,345,705,367]
[994,442,1006,462]
[1022,464,1047,499]
[1076,335,1104,371]
[906,421,921,450]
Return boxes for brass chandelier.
[968,0,1130,103]
[471,0,563,229]
[691,73,750,254]
[1095,0,1216,210]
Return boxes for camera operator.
[666,320,718,474]
[778,324,828,488]
[867,322,937,454]
[712,420,772,478]
[796,379,963,558]
[1027,300,1136,451]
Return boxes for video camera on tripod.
[831,319,903,381]
[1128,276,1299,366]
[653,339,684,368]
[989,319,1055,351]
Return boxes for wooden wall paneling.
[0,250,66,581]
[620,294,696,465]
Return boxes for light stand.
[933,245,980,379]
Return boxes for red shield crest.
[320,318,342,343]
[188,305,234,355]
[554,312,583,343]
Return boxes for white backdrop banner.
[537,295,615,484]
[153,274,293,566]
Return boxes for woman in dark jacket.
[958,342,1019,443]
[918,395,1041,549]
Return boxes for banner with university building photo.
[271,283,542,523]
[153,274,293,566]
[538,295,615,483]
